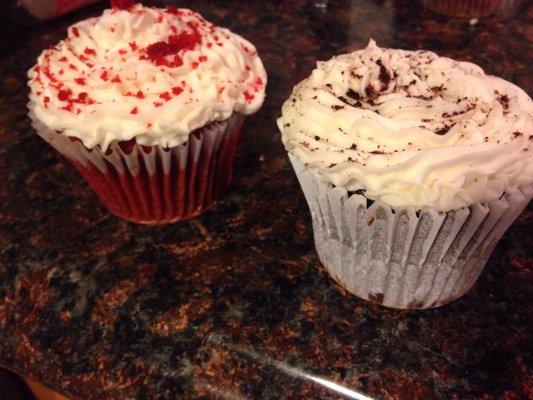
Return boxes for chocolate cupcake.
[278,40,532,309]
[28,2,266,224]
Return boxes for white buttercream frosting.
[28,4,266,149]
[278,40,532,211]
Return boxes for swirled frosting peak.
[28,4,266,149]
[278,40,532,211]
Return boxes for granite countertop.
[0,1,531,399]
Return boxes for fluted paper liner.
[290,155,532,309]
[30,107,244,224]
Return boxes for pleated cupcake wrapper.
[30,108,244,224]
[289,155,532,309]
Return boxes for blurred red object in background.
[18,0,100,20]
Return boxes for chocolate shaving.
[435,123,456,135]
[338,96,349,104]
[497,94,509,110]
[376,59,391,87]
[346,88,360,101]
[365,85,377,98]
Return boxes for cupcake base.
[290,155,532,309]
[31,112,244,224]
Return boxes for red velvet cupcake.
[28,3,266,224]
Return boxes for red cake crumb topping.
[171,87,183,95]
[75,77,86,85]
[100,70,109,81]
[58,89,72,101]
[111,0,135,10]
[159,92,171,101]
[145,30,201,67]
[78,92,88,101]
[243,91,255,101]
[84,48,96,56]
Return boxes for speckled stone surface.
[0,1,532,399]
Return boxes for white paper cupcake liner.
[290,155,532,309]
[29,104,244,224]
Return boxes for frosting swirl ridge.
[278,40,532,211]
[28,4,266,149]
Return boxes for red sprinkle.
[119,49,127,55]
[68,64,78,71]
[129,41,138,51]
[147,123,153,128]
[154,102,163,107]
[171,87,183,96]
[199,55,208,62]
[75,77,86,85]
[84,47,96,56]
[72,27,80,37]
[207,43,213,48]
[111,0,135,10]
[135,90,144,99]
[59,56,68,62]
[77,92,88,102]
[166,6,182,15]
[100,70,109,81]
[191,62,199,69]
[111,75,121,83]
[243,91,255,101]
[130,106,138,114]
[245,65,251,71]
[62,103,74,112]
[57,89,72,101]
[159,92,171,101]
